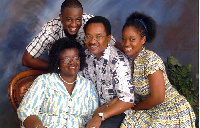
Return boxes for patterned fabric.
[26,13,116,58]
[82,44,134,107]
[121,48,196,128]
[17,73,98,128]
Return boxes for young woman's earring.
[58,67,59,70]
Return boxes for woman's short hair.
[48,38,86,73]
[122,11,157,43]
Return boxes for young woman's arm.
[133,70,165,110]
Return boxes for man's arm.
[22,50,49,70]
[86,99,134,128]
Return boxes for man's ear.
[59,14,63,22]
[106,35,111,43]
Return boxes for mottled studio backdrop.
[0,0,198,127]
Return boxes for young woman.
[120,12,196,128]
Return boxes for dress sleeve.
[17,75,46,123]
[145,53,165,77]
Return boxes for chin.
[69,32,77,35]
[124,51,131,55]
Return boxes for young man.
[22,0,121,70]
[82,16,135,128]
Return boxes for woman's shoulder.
[142,50,162,62]
[135,49,163,66]
[78,74,93,84]
[143,49,158,57]
[36,73,58,81]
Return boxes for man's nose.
[90,37,98,43]
[71,20,76,27]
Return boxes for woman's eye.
[130,38,135,41]
[122,38,125,41]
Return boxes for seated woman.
[120,12,196,127]
[17,38,98,128]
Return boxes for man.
[82,16,134,128]
[22,0,121,70]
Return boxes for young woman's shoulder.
[143,50,162,61]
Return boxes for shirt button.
[64,123,66,125]
[68,106,71,108]
[66,112,68,114]
[69,98,72,101]
[64,118,67,120]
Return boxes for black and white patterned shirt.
[26,13,116,58]
[82,44,134,106]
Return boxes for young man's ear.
[59,14,63,22]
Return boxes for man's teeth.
[91,46,97,49]
[71,28,76,31]
[125,47,132,51]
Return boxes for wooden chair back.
[8,69,47,126]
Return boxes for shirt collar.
[128,47,146,62]
[87,43,111,61]
[101,43,111,60]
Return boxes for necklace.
[58,73,77,85]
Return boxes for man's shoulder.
[45,17,61,26]
[82,13,94,23]
[103,45,129,67]
[109,45,127,59]
[39,17,62,35]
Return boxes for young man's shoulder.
[45,17,62,27]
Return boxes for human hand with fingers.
[86,115,102,128]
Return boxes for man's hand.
[86,115,102,128]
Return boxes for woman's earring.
[58,67,59,70]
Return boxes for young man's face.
[59,7,83,35]
[85,23,111,59]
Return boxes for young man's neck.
[64,30,77,40]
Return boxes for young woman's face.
[59,48,80,77]
[122,26,146,59]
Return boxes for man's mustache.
[88,43,99,47]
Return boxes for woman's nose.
[122,40,129,46]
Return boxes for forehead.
[123,26,140,35]
[62,7,83,17]
[60,48,79,57]
[86,23,106,34]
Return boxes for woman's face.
[122,26,146,59]
[59,48,80,77]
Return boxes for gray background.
[0,0,198,127]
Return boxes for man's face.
[85,23,111,59]
[59,7,83,35]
